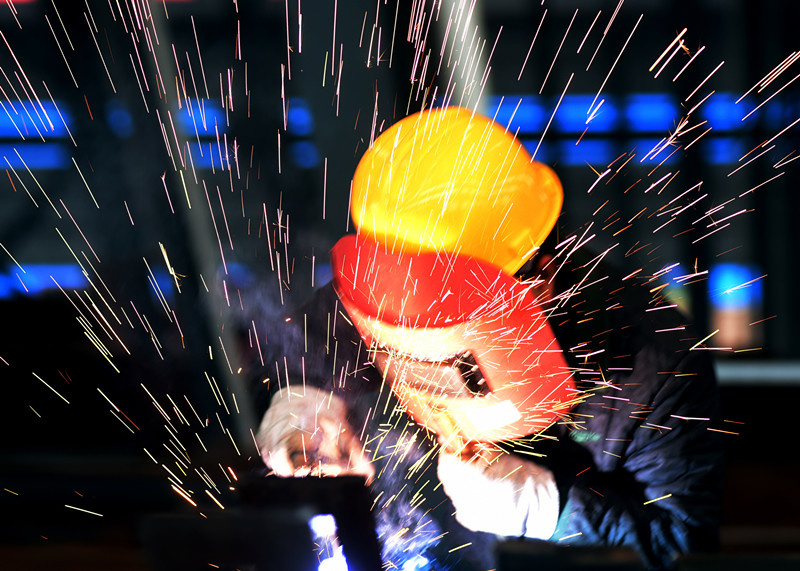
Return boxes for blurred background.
[0,0,798,569]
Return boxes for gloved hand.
[437,446,559,539]
[256,386,374,482]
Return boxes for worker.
[249,106,724,570]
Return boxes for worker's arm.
[249,283,379,479]
[549,350,724,569]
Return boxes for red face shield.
[331,234,576,448]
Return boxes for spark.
[586,0,624,71]
[742,69,800,122]
[739,171,785,197]
[690,329,720,351]
[171,484,197,507]
[707,428,739,436]
[205,489,225,509]
[32,372,70,404]
[0,242,26,273]
[643,493,672,505]
[65,505,103,517]
[649,28,687,73]
[516,10,547,82]
[71,158,100,209]
[83,11,116,93]
[530,73,573,161]
[577,10,602,54]
[722,274,766,295]
[685,60,725,101]
[737,51,800,103]
[727,145,775,177]
[760,116,800,149]
[12,150,60,218]
[672,45,706,82]
[590,13,643,111]
[540,9,576,94]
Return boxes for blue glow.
[763,100,789,129]
[0,274,15,298]
[106,100,135,138]
[486,95,547,134]
[703,137,746,165]
[0,264,88,298]
[709,263,763,310]
[309,514,349,571]
[625,93,678,132]
[402,555,430,571]
[556,95,619,133]
[290,141,320,169]
[225,263,255,288]
[288,98,314,136]
[149,269,175,301]
[176,99,226,137]
[315,262,332,287]
[0,143,69,169]
[0,100,72,138]
[520,140,551,163]
[701,93,748,130]
[309,514,337,538]
[318,553,349,571]
[631,138,679,164]
[558,139,615,166]
[188,141,229,170]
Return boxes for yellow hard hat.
[351,106,563,275]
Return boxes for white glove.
[256,386,374,482]
[437,448,559,539]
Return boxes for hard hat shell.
[351,106,563,275]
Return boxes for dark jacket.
[248,249,724,570]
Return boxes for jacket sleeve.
[549,349,725,569]
[247,282,382,420]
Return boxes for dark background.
[0,0,798,568]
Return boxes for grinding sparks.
[64,505,103,518]
[1,3,798,568]
[643,493,672,505]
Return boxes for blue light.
[703,137,746,165]
[309,514,349,571]
[556,95,619,133]
[402,555,430,571]
[289,141,320,169]
[106,100,135,138]
[0,143,69,169]
[701,93,748,130]
[763,101,785,129]
[225,263,255,288]
[520,139,551,163]
[709,263,762,310]
[287,98,314,136]
[0,264,88,298]
[149,269,175,301]
[486,95,546,134]
[558,139,615,166]
[188,141,229,170]
[0,274,14,298]
[625,93,678,132]
[0,100,72,139]
[176,99,226,137]
[314,262,332,287]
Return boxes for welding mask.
[332,107,573,447]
